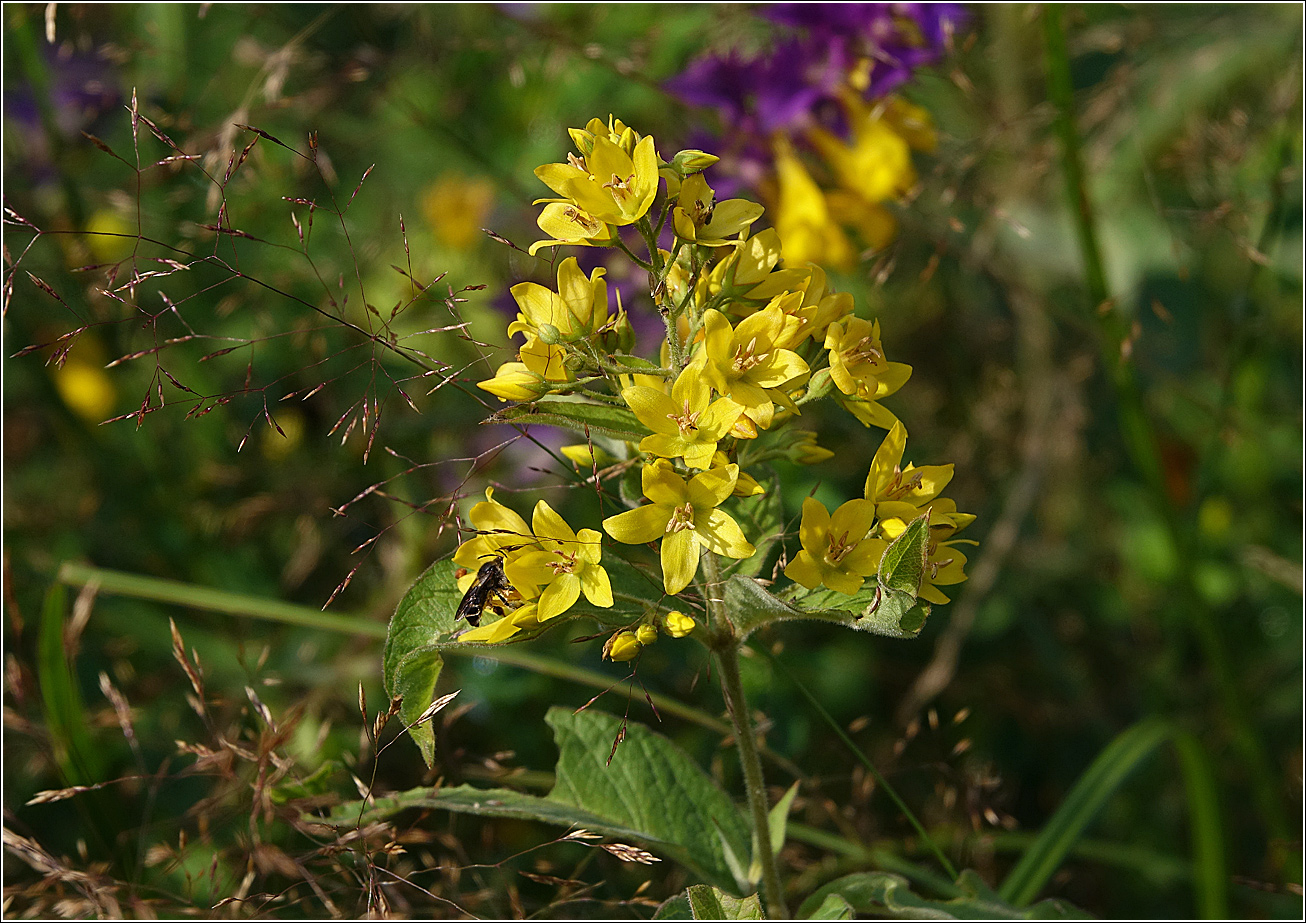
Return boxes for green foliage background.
[3,4,1301,918]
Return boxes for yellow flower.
[671,174,765,247]
[695,304,810,431]
[561,443,617,468]
[459,601,540,644]
[603,459,755,595]
[570,116,641,158]
[712,451,765,497]
[664,610,696,638]
[507,257,609,342]
[824,317,912,428]
[530,203,619,255]
[452,488,534,572]
[784,497,885,595]
[535,133,660,228]
[504,500,612,621]
[773,137,855,271]
[864,422,954,511]
[476,361,549,402]
[624,366,741,469]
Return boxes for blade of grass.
[55,562,803,778]
[37,583,102,784]
[764,648,958,881]
[998,718,1170,906]
[1169,730,1229,919]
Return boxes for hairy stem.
[704,554,788,918]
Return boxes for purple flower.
[668,3,969,146]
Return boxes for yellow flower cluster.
[453,117,972,651]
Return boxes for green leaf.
[999,719,1170,906]
[547,708,750,889]
[804,893,854,920]
[654,893,694,919]
[724,574,928,641]
[799,870,1089,920]
[878,513,930,595]
[488,397,651,441]
[382,558,462,766]
[686,885,765,920]
[324,706,750,891]
[768,781,800,858]
[38,583,103,785]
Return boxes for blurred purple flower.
[668,3,968,140]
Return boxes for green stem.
[716,643,788,918]
[700,552,787,917]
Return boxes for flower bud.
[476,363,549,402]
[537,323,563,345]
[671,149,720,175]
[663,611,695,638]
[635,624,658,646]
[604,630,642,662]
[789,431,835,465]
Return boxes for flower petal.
[661,528,701,595]
[603,504,669,545]
[696,508,756,560]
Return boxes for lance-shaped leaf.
[722,573,928,641]
[488,398,651,441]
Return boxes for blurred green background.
[3,3,1301,918]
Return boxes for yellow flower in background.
[784,497,885,595]
[421,173,496,251]
[624,366,741,469]
[602,459,755,595]
[83,208,135,264]
[773,137,856,271]
[504,500,612,621]
[808,99,916,206]
[53,359,116,425]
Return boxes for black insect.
[455,557,513,627]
